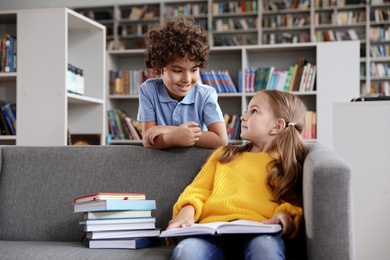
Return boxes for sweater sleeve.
[274,202,303,239]
[172,148,220,222]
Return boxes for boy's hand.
[263,212,295,237]
[169,121,202,146]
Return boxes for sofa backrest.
[0,145,213,241]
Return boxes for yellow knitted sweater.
[173,147,303,238]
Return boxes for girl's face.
[240,93,278,150]
[161,56,200,101]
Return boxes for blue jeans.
[171,234,285,260]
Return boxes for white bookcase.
[0,11,17,145]
[73,0,388,97]
[17,8,106,145]
[107,41,360,148]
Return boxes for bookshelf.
[16,8,106,145]
[72,1,361,148]
[0,11,17,145]
[73,1,390,97]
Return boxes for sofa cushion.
[0,241,173,259]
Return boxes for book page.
[159,220,281,237]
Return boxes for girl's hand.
[263,212,295,237]
[164,205,195,245]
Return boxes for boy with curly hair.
[137,17,228,149]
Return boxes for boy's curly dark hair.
[144,17,210,75]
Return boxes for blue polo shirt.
[137,78,224,131]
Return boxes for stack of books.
[73,192,160,249]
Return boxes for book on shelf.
[107,109,142,141]
[128,5,148,20]
[292,57,307,91]
[83,210,152,220]
[118,109,142,140]
[73,199,156,213]
[74,192,146,204]
[0,110,8,135]
[305,65,317,92]
[86,228,161,240]
[301,111,317,140]
[0,102,16,135]
[82,219,156,232]
[80,217,155,226]
[159,220,282,237]
[88,237,156,249]
[1,34,17,73]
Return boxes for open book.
[159,220,282,237]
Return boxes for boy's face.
[161,56,200,101]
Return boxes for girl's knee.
[245,235,285,260]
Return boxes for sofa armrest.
[303,143,354,260]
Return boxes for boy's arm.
[195,122,228,149]
[142,121,202,149]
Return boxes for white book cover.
[159,220,282,237]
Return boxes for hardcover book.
[159,220,282,237]
[83,221,156,232]
[73,199,156,212]
[73,192,146,203]
[86,229,161,240]
[89,237,156,249]
[83,210,152,220]
[80,217,155,225]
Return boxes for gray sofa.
[0,143,354,260]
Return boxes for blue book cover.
[89,237,157,249]
[74,199,156,213]
[0,103,16,135]
[8,37,14,72]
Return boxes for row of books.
[73,192,159,249]
[302,111,317,140]
[163,3,207,17]
[316,29,359,42]
[370,62,390,77]
[263,14,307,28]
[0,33,16,73]
[214,17,257,32]
[315,0,364,7]
[244,57,316,93]
[264,0,310,11]
[200,70,238,93]
[368,81,390,96]
[107,109,142,141]
[109,69,154,96]
[314,10,366,26]
[119,23,151,37]
[370,44,390,58]
[124,5,159,21]
[371,8,390,23]
[0,101,16,135]
[214,35,256,46]
[211,1,258,15]
[370,27,390,42]
[264,32,309,45]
